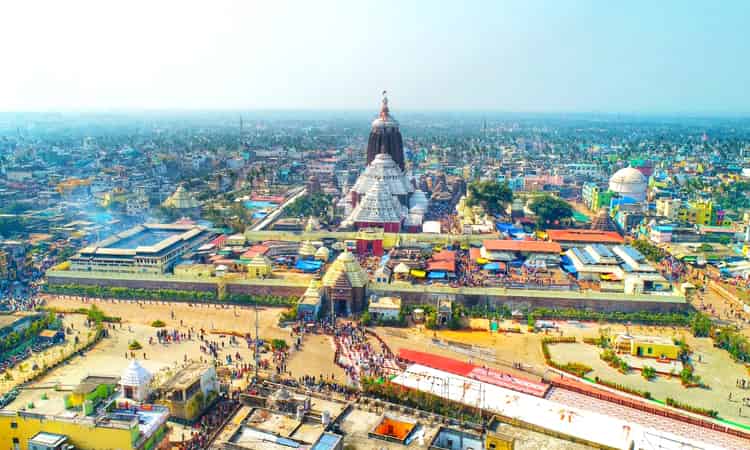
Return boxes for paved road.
[250,186,306,231]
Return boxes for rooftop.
[483,239,561,253]
[78,223,209,257]
[29,432,67,447]
[547,229,624,244]
[159,362,209,391]
[73,375,120,394]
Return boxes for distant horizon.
[2,1,748,115]
[2,108,749,120]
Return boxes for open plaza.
[0,294,747,449]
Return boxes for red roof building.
[426,250,456,273]
[241,244,270,260]
[546,229,624,248]
[482,240,561,254]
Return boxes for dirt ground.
[42,296,344,382]
[549,336,750,425]
[31,298,748,427]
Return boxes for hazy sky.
[1,0,748,113]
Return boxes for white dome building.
[121,360,152,402]
[351,153,413,202]
[609,167,647,202]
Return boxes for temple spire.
[380,90,389,118]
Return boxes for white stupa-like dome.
[352,153,412,196]
[121,360,151,387]
[609,167,647,202]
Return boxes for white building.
[368,296,401,321]
[120,360,152,402]
[609,167,647,202]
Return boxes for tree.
[528,195,573,229]
[286,193,332,219]
[690,313,712,337]
[466,180,513,216]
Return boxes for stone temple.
[366,91,405,171]
[341,92,426,233]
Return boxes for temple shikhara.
[341,92,427,232]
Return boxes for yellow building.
[156,362,218,422]
[655,198,683,221]
[0,249,7,279]
[0,407,168,450]
[245,255,272,278]
[486,417,516,450]
[686,200,714,225]
[615,334,680,360]
[174,263,214,278]
[0,413,136,450]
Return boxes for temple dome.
[409,190,429,209]
[609,167,647,201]
[162,185,199,209]
[367,91,405,170]
[298,240,316,257]
[121,360,151,387]
[322,251,367,288]
[348,180,404,224]
[352,153,412,197]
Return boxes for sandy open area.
[42,296,345,382]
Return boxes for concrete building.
[69,223,212,274]
[368,296,401,321]
[157,362,218,422]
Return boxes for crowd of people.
[176,397,239,450]
[333,322,400,384]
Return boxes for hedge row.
[594,376,651,399]
[44,284,216,302]
[666,397,718,418]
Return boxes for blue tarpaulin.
[562,264,578,274]
[295,260,323,272]
[428,271,447,279]
[483,262,501,271]
[496,223,522,235]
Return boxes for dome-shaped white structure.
[121,360,152,402]
[609,167,647,202]
[348,180,404,224]
[409,190,429,209]
[352,153,412,197]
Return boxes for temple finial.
[380,90,389,117]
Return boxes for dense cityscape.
[2,2,750,450]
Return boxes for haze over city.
[2,2,750,450]
[2,0,749,113]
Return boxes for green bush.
[690,313,712,337]
[595,377,651,399]
[271,339,288,351]
[128,341,142,351]
[151,320,166,328]
[665,397,718,418]
[45,283,217,302]
[642,366,656,380]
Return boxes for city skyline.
[1,0,749,114]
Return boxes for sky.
[1,0,748,114]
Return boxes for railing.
[369,282,686,303]
[550,377,750,441]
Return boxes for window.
[647,347,653,354]
[10,421,17,428]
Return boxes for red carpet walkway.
[398,349,549,398]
